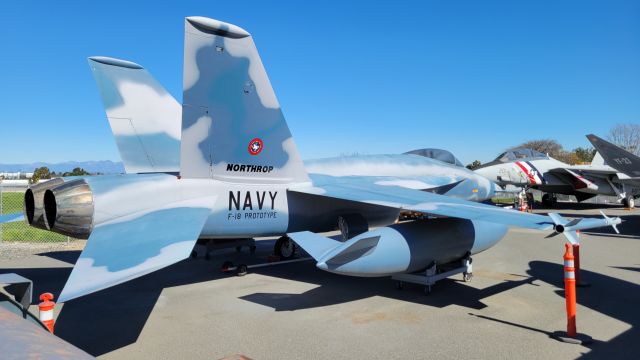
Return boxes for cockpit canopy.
[404,148,464,167]
[493,148,548,162]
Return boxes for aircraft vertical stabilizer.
[180,17,309,183]
[88,57,181,174]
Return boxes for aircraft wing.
[0,213,23,224]
[294,175,620,234]
[546,168,598,191]
[58,197,215,302]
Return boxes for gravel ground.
[0,240,86,261]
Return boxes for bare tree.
[608,123,640,156]
[508,139,564,158]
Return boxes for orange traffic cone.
[38,292,55,333]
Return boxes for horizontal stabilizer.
[0,213,23,224]
[288,231,342,261]
[58,197,215,302]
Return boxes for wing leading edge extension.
[58,197,215,302]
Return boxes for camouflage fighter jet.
[1,17,621,301]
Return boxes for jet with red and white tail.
[475,148,639,208]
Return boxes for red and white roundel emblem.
[248,138,263,155]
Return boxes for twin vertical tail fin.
[180,17,309,183]
[89,57,182,174]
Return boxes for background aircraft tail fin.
[180,17,309,183]
[587,134,640,177]
[89,56,181,174]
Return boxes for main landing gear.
[622,195,635,209]
[542,193,558,207]
[274,235,297,260]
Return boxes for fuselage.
[40,153,495,240]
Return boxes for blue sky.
[1,0,638,165]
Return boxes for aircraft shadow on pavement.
[0,248,239,357]
[239,264,536,312]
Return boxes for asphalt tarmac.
[0,204,638,359]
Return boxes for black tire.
[237,264,248,276]
[541,193,557,207]
[274,236,296,260]
[541,193,551,207]
[623,196,635,209]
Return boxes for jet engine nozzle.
[43,179,94,239]
[23,178,65,229]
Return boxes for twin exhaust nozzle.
[23,179,95,239]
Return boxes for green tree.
[572,147,596,163]
[31,167,51,184]
[466,160,482,170]
[62,167,90,177]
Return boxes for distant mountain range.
[0,161,124,174]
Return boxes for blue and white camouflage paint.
[89,56,181,174]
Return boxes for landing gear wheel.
[542,193,557,207]
[236,264,248,276]
[623,196,635,209]
[463,272,473,282]
[274,236,296,260]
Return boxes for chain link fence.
[0,182,72,243]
